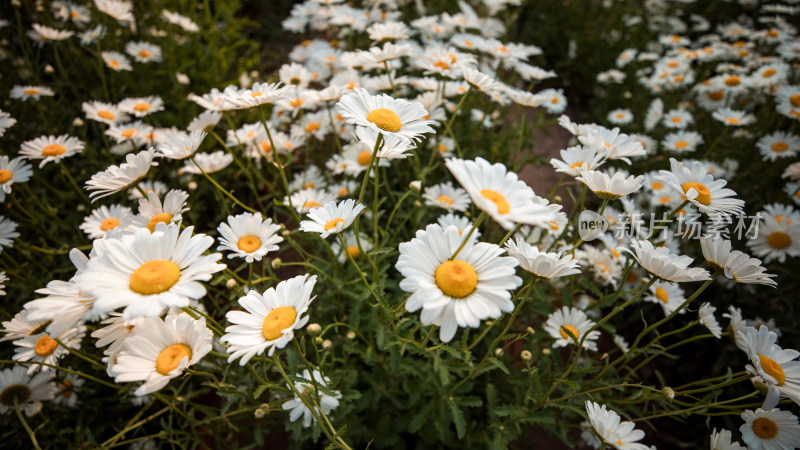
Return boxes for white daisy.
[396,224,522,343]
[91,313,147,356]
[282,368,341,428]
[187,110,222,133]
[336,88,435,143]
[94,0,134,24]
[222,274,316,364]
[82,101,129,125]
[422,182,471,212]
[19,134,84,168]
[101,51,133,71]
[182,151,233,175]
[85,148,157,201]
[354,126,416,160]
[657,158,745,217]
[698,302,722,338]
[129,189,189,232]
[739,326,800,407]
[0,110,16,136]
[74,223,225,320]
[544,306,601,351]
[124,41,162,63]
[10,85,55,101]
[12,326,84,374]
[740,408,800,450]
[0,156,32,202]
[623,239,711,283]
[709,428,745,450]
[331,232,372,262]
[217,212,283,263]
[221,82,288,110]
[576,170,644,200]
[0,366,56,417]
[299,199,365,238]
[53,374,83,408]
[584,401,649,450]
[285,189,339,214]
[712,108,756,127]
[747,206,800,263]
[161,10,199,32]
[550,146,607,177]
[757,132,799,162]
[699,237,776,286]
[158,131,206,160]
[111,314,213,396]
[644,281,686,316]
[445,157,558,230]
[0,217,20,252]
[119,96,164,118]
[436,213,480,238]
[505,237,581,279]
[0,311,49,343]
[79,204,132,239]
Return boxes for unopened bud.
[254,408,265,419]
[494,347,503,356]
[72,117,84,127]
[409,180,421,191]
[44,64,54,74]
[542,348,551,355]
[225,278,237,288]
[553,195,563,203]
[187,181,198,191]
[346,331,356,340]
[271,258,282,269]
[315,337,324,345]
[752,379,769,395]
[322,339,332,349]
[281,230,290,237]
[520,350,532,361]
[663,386,675,401]
[76,204,86,212]
[307,323,321,336]
[526,327,535,335]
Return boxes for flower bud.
[307,323,321,336]
[520,350,532,361]
[72,117,84,127]
[254,408,265,419]
[271,258,282,269]
[322,339,332,349]
[44,64,54,74]
[225,278,237,289]
[409,180,421,191]
[663,386,675,401]
[187,181,198,191]
[526,327,535,335]
[494,347,503,356]
[542,348,551,355]
[346,331,356,340]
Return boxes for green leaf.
[448,400,466,439]
[409,402,434,433]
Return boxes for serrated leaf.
[409,402,434,433]
[448,400,466,439]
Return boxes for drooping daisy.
[187,110,222,133]
[699,237,776,286]
[658,158,745,217]
[9,85,55,101]
[0,110,16,136]
[585,401,649,450]
[158,131,206,160]
[445,157,558,230]
[740,408,800,450]
[644,280,686,316]
[125,41,162,63]
[222,274,317,364]
[79,204,132,239]
[161,10,199,32]
[576,170,644,200]
[27,23,74,43]
[111,314,213,396]
[545,306,601,351]
[0,217,20,252]
[0,156,32,202]
[74,223,225,320]
[282,368,341,428]
[0,366,56,417]
[299,199,365,238]
[85,148,157,201]
[94,0,134,24]
[182,151,233,175]
[354,126,416,160]
[217,212,283,263]
[577,126,646,164]
[101,51,133,71]
[19,134,84,168]
[739,326,800,407]
[709,428,745,450]
[91,313,148,356]
[336,88,435,143]
[0,311,49,343]
[623,239,710,283]
[757,132,799,162]
[698,302,722,338]
[505,237,581,279]
[422,182,471,212]
[396,224,522,343]
[128,189,189,232]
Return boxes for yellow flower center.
[42,144,67,157]
[133,102,151,112]
[759,355,785,385]
[147,213,174,232]
[261,306,297,340]
[366,108,402,132]
[762,68,776,78]
[724,75,740,86]
[290,98,304,108]
[651,181,663,190]
[129,260,181,295]
[357,151,372,166]
[0,170,12,183]
[437,195,454,205]
[237,235,261,253]
[304,201,321,209]
[675,141,688,149]
[347,245,360,258]
[434,60,450,70]
[791,95,800,108]
[303,182,315,190]
[100,217,120,231]
[34,335,58,356]
[97,110,115,120]
[338,187,349,196]
[559,325,579,340]
[155,344,192,375]
[24,89,39,95]
[772,142,789,152]
[655,287,669,303]
[767,232,791,249]
[708,91,724,101]
[138,49,151,58]
[109,60,121,68]
[671,117,682,124]
[752,417,779,440]
[569,162,584,169]
[121,129,137,138]
[681,182,711,205]
[60,380,74,398]
[480,189,510,214]
[435,260,478,298]
[324,218,344,231]
[305,122,320,133]
[726,117,739,125]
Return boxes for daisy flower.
[158,131,206,160]
[658,158,745,217]
[0,156,32,202]
[27,23,74,44]
[436,213,480,238]
[699,237,776,286]
[106,121,153,145]
[336,88,435,143]
[282,368,341,428]
[585,401,649,450]
[712,108,756,127]
[0,271,6,296]
[550,146,606,177]
[740,408,800,450]
[623,239,710,283]
[354,126,416,160]
[111,314,213,396]
[0,110,16,136]
[285,189,338,214]
[757,132,799,162]
[422,182,471,212]
[222,274,316,364]
[331,232,371,262]
[82,101,129,125]
[538,88,568,114]
[300,199,365,238]
[366,21,410,42]
[0,366,56,417]
[0,311,49,343]
[12,327,84,374]
[0,217,20,252]
[119,96,164,118]
[187,111,222,133]
[129,189,189,232]
[462,67,501,95]
[644,98,663,131]
[217,212,283,263]
[94,0,134,24]
[161,10,199,32]
[739,326,800,407]
[545,306,601,351]
[748,206,800,263]
[662,109,693,129]
[395,224,522,343]
[709,428,745,450]
[577,126,646,164]
[91,313,147,356]
[125,41,162,63]
[222,82,288,110]
[662,131,704,153]
[644,280,686,316]
[101,51,133,71]
[53,375,83,408]
[182,151,233,175]
[576,170,644,200]
[698,302,722,338]
[85,148,157,201]
[74,223,225,320]
[10,85,54,101]
[20,134,84,168]
[505,237,581,279]
[79,204,132,239]
[445,157,558,230]
[608,108,633,125]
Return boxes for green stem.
[14,397,42,450]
